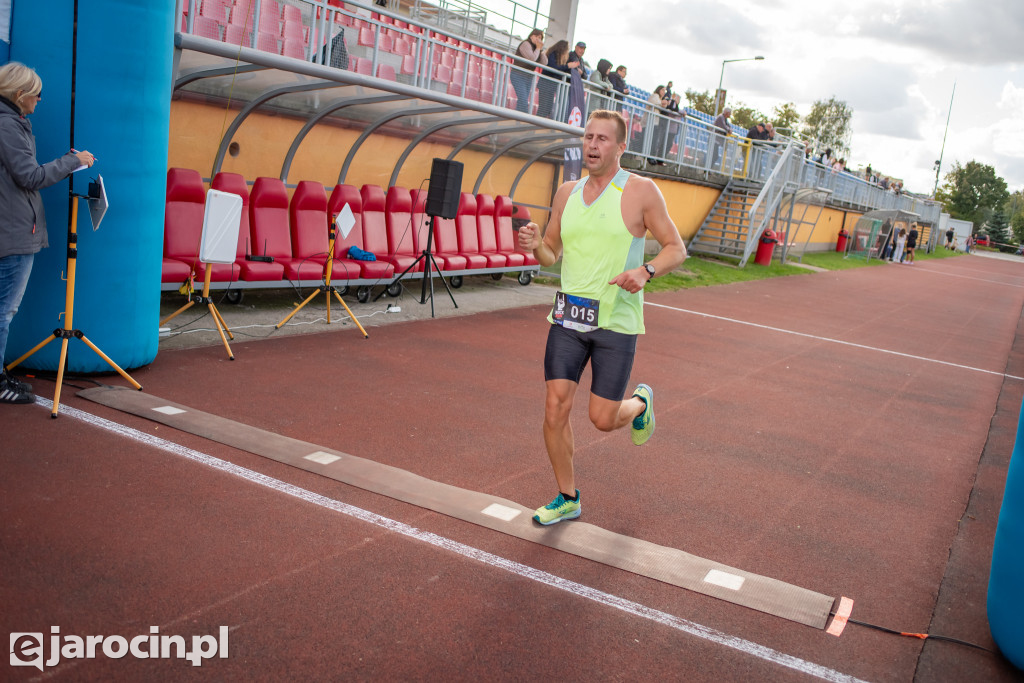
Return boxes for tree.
[1005,190,1024,243]
[801,96,853,159]
[1012,212,1024,245]
[730,103,768,131]
[684,89,715,116]
[771,102,801,136]
[936,160,1009,228]
[986,208,1011,249]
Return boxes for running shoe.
[533,490,581,525]
[0,375,34,404]
[2,370,31,393]
[631,383,655,445]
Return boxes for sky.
[486,0,1024,197]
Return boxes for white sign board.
[199,189,243,264]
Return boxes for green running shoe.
[533,490,581,525]
[631,383,655,445]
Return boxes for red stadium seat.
[288,180,331,281]
[360,185,402,277]
[493,195,528,267]
[383,186,422,273]
[474,194,508,267]
[224,24,251,46]
[162,168,205,283]
[256,31,279,53]
[281,19,304,41]
[327,185,394,280]
[210,172,283,282]
[351,57,372,75]
[249,177,297,280]
[192,16,223,40]
[281,38,305,59]
[454,193,487,269]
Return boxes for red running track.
[3,254,1023,681]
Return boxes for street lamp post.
[715,55,764,116]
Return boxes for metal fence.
[176,0,942,218]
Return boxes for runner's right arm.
[518,181,574,267]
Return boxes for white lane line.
[910,264,1024,287]
[38,397,865,683]
[647,302,1024,382]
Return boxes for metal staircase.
[688,142,805,267]
[687,179,762,263]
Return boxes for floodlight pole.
[933,80,956,198]
[715,55,764,116]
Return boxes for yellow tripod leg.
[5,332,57,372]
[332,289,369,338]
[209,303,234,340]
[276,286,320,328]
[49,336,72,417]
[78,334,142,389]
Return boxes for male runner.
[518,109,686,525]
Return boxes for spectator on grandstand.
[818,148,832,166]
[664,80,674,99]
[589,58,613,92]
[831,157,845,173]
[0,62,94,405]
[586,58,614,112]
[537,39,571,119]
[712,107,732,167]
[511,29,546,114]
[608,65,629,101]
[765,122,776,141]
[647,86,670,165]
[746,121,768,140]
[713,107,732,135]
[567,41,589,78]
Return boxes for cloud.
[856,108,922,139]
[624,0,766,55]
[856,0,1024,65]
[813,59,915,113]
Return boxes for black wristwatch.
[643,263,656,281]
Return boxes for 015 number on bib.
[553,291,599,332]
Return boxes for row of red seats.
[182,3,517,106]
[162,168,539,291]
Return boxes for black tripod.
[375,214,457,318]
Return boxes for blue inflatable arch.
[5,0,172,371]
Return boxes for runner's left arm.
[610,178,686,294]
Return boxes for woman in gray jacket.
[0,62,93,404]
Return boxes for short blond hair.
[0,62,42,104]
[587,109,627,144]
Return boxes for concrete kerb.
[158,276,559,351]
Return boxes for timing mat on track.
[80,385,840,629]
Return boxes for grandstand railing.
[176,0,942,221]
[740,142,803,266]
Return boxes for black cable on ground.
[843,617,994,653]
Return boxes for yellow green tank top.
[549,168,646,334]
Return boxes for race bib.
[552,291,600,332]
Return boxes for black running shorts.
[543,323,637,401]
